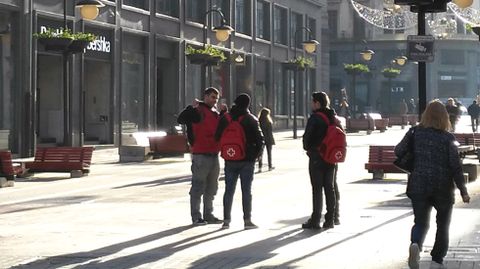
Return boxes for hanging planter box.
[345,68,362,75]
[67,40,91,54]
[187,53,222,66]
[282,62,306,71]
[38,37,73,51]
[382,72,399,79]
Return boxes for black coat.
[215,105,264,161]
[259,118,275,146]
[303,108,336,167]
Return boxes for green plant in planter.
[33,28,74,39]
[344,63,370,73]
[466,23,473,33]
[73,32,96,42]
[186,45,226,62]
[287,56,314,69]
[381,67,401,77]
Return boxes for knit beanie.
[234,93,251,109]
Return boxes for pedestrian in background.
[446,97,460,132]
[215,93,264,230]
[395,100,470,269]
[338,98,351,119]
[257,107,275,173]
[467,100,479,132]
[302,91,337,230]
[177,87,226,226]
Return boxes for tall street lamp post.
[291,26,318,139]
[61,0,103,146]
[350,40,374,118]
[200,9,233,89]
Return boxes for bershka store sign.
[87,36,110,53]
[38,26,111,54]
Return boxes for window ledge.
[155,13,180,22]
[122,5,150,15]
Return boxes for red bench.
[453,133,479,159]
[388,115,408,129]
[25,147,94,178]
[364,145,404,180]
[0,151,27,186]
[346,118,375,134]
[148,135,190,158]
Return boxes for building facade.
[327,0,480,116]
[0,0,328,156]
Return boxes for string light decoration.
[427,14,458,39]
[350,0,417,30]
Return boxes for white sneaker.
[408,243,420,269]
[429,261,445,269]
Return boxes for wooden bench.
[148,135,190,158]
[406,114,418,126]
[388,115,408,129]
[364,145,404,180]
[25,147,94,178]
[347,117,375,134]
[453,133,479,159]
[0,151,27,187]
[368,113,389,132]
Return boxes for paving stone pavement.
[1,124,479,269]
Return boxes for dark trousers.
[308,158,336,225]
[258,144,273,168]
[471,116,479,132]
[334,164,340,221]
[410,194,453,264]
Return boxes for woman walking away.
[395,100,470,269]
[258,108,275,172]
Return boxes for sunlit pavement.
[0,120,479,269]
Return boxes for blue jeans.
[190,154,220,221]
[223,161,255,221]
[410,194,453,264]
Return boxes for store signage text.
[87,36,111,53]
[39,26,111,54]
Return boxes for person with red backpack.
[302,91,344,230]
[215,93,264,230]
[177,87,227,226]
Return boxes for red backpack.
[220,113,246,161]
[316,112,347,164]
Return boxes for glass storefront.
[121,34,146,141]
[0,11,17,150]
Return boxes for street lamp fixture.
[394,56,408,66]
[203,9,233,47]
[303,39,319,54]
[360,49,375,61]
[290,26,318,139]
[76,0,105,20]
[453,0,473,8]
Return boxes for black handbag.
[394,127,415,173]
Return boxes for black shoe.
[334,219,340,225]
[192,218,207,226]
[322,222,334,229]
[205,216,223,224]
[302,220,320,230]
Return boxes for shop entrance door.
[84,60,112,144]
[37,55,63,145]
[156,57,177,130]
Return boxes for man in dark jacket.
[215,93,264,229]
[302,91,337,230]
[177,87,227,226]
[467,100,479,132]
